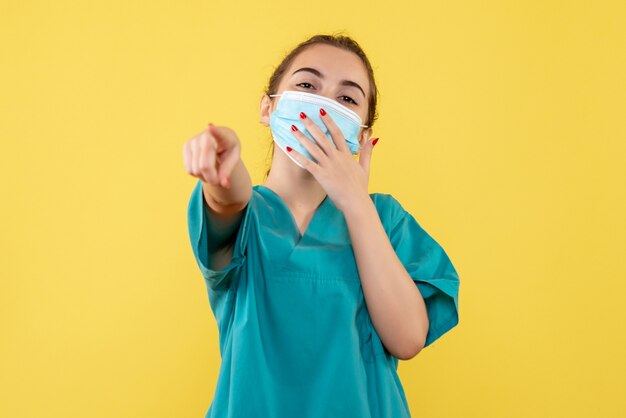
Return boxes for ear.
[358,127,373,148]
[259,93,273,127]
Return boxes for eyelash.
[296,82,358,105]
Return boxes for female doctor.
[182,33,460,418]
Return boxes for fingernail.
[291,124,298,132]
[372,137,379,146]
[299,112,307,119]
[286,146,293,152]
[320,108,327,116]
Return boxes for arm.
[201,157,252,271]
[184,124,253,271]
[343,196,429,360]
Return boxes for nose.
[316,90,336,101]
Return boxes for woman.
[183,34,460,418]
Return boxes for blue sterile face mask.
[268,90,369,169]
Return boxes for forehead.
[287,44,369,95]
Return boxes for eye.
[340,95,358,105]
[296,82,358,105]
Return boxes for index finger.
[319,108,350,153]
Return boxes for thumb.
[216,146,240,189]
[207,123,240,189]
[359,137,378,179]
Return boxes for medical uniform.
[187,180,460,418]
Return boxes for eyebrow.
[291,67,366,99]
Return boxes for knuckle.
[200,169,212,181]
[197,161,208,173]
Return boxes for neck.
[263,148,327,211]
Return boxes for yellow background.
[1,0,624,417]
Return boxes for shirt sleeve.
[186,179,252,291]
[387,196,460,348]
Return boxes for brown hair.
[262,32,380,180]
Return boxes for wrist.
[341,193,377,224]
